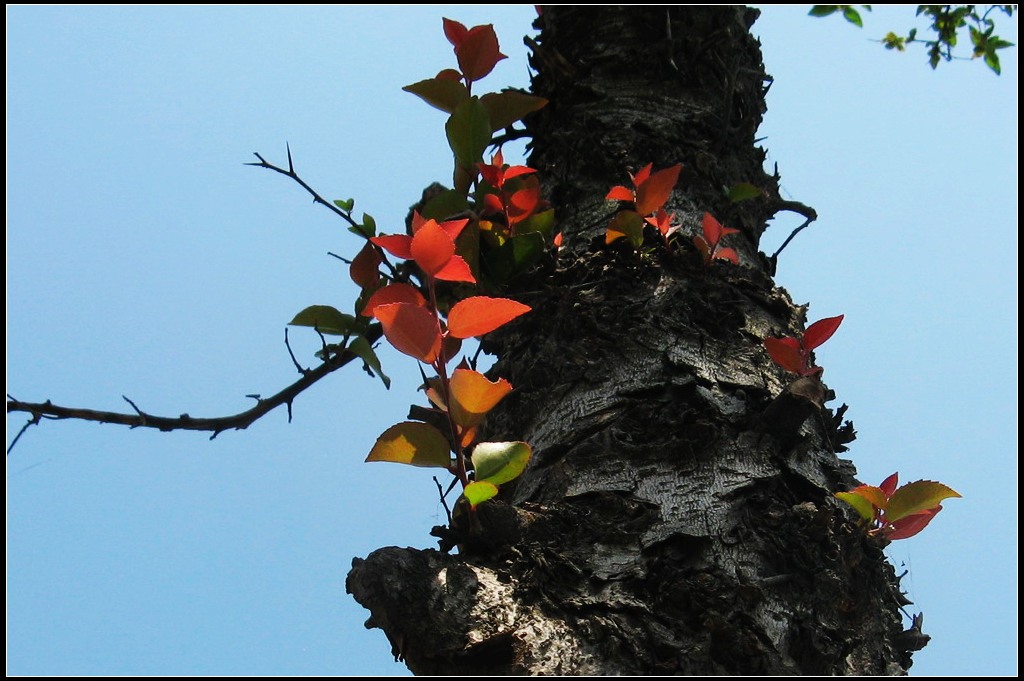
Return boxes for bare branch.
[770,199,818,261]
[247,147,399,279]
[6,325,383,446]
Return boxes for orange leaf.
[434,254,477,283]
[605,186,635,202]
[362,283,427,318]
[849,484,889,511]
[448,368,512,428]
[439,217,471,241]
[635,163,681,215]
[411,220,456,277]
[375,302,442,363]
[447,296,531,339]
[370,234,413,260]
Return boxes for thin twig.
[6,325,382,444]
[284,328,308,375]
[433,475,454,525]
[247,146,399,279]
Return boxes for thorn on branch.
[7,414,41,455]
[284,328,309,376]
[433,476,454,525]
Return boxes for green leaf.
[842,6,863,27]
[886,480,961,523]
[362,213,377,237]
[348,213,376,239]
[835,491,876,522]
[403,78,470,114]
[809,6,838,17]
[484,232,544,283]
[421,189,470,221]
[985,50,1002,74]
[471,441,531,486]
[480,90,548,131]
[366,421,451,468]
[462,480,499,509]
[882,32,905,51]
[514,208,556,238]
[349,334,391,389]
[334,198,354,212]
[289,305,359,336]
[606,210,646,248]
[446,97,492,169]
[726,182,765,203]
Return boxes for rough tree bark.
[347,7,922,675]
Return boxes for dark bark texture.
[348,7,922,675]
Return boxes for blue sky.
[6,6,1017,675]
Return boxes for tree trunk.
[348,7,920,675]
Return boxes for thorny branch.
[6,325,383,453]
[247,145,399,279]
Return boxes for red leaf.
[410,220,455,277]
[442,18,469,48]
[435,68,463,82]
[714,247,739,265]
[433,255,476,283]
[702,212,724,245]
[504,165,536,181]
[605,185,635,202]
[693,235,712,263]
[645,209,678,239]
[764,336,804,374]
[482,193,504,215]
[370,234,413,260]
[635,163,682,216]
[632,163,653,187]
[447,296,531,339]
[803,315,844,351]
[456,24,507,82]
[362,283,427,318]
[375,302,442,364]
[885,507,942,540]
[508,186,541,222]
[879,472,899,498]
[350,241,382,290]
